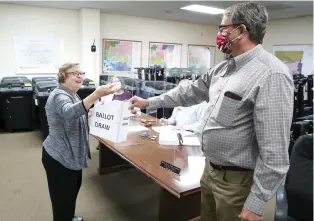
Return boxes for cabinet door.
[5,95,33,130]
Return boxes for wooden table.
[94,114,204,221]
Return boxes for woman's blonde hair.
[57,62,80,83]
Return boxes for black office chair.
[275,134,313,221]
[289,120,312,156]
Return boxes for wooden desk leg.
[98,142,133,175]
[158,187,201,221]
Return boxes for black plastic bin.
[0,78,33,132]
[99,75,109,85]
[1,76,28,83]
[32,77,57,128]
[139,81,177,119]
[32,77,56,85]
[77,78,96,100]
[34,81,58,139]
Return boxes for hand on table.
[239,208,263,221]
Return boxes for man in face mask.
[216,13,257,59]
[130,2,294,221]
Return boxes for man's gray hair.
[224,2,268,44]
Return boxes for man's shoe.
[73,216,84,221]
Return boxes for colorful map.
[274,51,304,75]
[188,45,212,69]
[149,43,181,68]
[103,40,133,71]
[273,45,313,75]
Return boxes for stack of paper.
[159,130,179,145]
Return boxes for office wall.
[0,4,220,79]
[101,13,221,71]
[263,16,313,53]
[0,4,80,78]
[0,3,312,80]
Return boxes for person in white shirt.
[160,79,207,132]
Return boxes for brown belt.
[210,162,252,171]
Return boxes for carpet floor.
[0,130,275,221]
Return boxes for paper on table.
[128,125,149,133]
[159,130,200,146]
[182,137,200,146]
[152,126,194,137]
[159,130,178,145]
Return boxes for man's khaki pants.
[200,161,254,221]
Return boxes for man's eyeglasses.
[219,23,248,32]
[67,71,85,77]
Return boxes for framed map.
[149,42,182,68]
[273,44,313,75]
[188,45,215,69]
[103,39,142,72]
[14,36,62,74]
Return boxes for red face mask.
[216,32,231,54]
[216,25,243,54]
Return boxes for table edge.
[94,136,201,198]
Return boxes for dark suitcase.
[34,81,58,140]
[32,77,56,85]
[32,77,57,128]
[1,76,28,83]
[0,78,33,132]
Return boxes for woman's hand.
[83,85,114,111]
[94,83,117,98]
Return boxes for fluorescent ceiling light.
[180,4,225,15]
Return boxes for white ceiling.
[3,1,314,25]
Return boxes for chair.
[275,134,313,221]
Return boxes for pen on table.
[177,133,183,146]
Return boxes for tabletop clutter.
[89,99,200,146]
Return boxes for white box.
[89,100,130,143]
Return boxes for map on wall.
[273,45,313,75]
[103,39,142,72]
[149,42,182,68]
[188,45,215,69]
[13,36,63,74]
